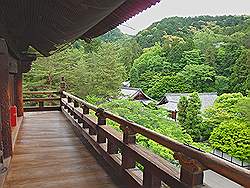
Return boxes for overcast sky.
[118,0,250,35]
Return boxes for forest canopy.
[24,15,250,163]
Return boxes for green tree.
[147,76,185,100]
[184,92,203,141]
[23,47,82,91]
[176,64,216,92]
[214,76,230,95]
[116,39,142,78]
[74,43,126,98]
[130,44,171,91]
[230,49,250,95]
[180,49,204,66]
[202,93,247,141]
[177,96,188,126]
[209,120,250,162]
[162,35,194,72]
[98,28,127,42]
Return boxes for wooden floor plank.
[4,111,122,188]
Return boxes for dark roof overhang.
[0,0,160,59]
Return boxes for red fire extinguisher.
[9,106,17,127]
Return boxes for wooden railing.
[60,91,250,188]
[23,91,61,112]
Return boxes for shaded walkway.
[4,112,121,188]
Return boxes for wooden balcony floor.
[4,111,123,188]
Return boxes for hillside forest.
[24,15,250,164]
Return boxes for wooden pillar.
[0,39,12,158]
[121,125,136,169]
[96,108,106,143]
[14,62,23,117]
[174,152,206,187]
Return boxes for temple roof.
[158,93,218,111]
[0,0,160,58]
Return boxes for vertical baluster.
[77,103,84,124]
[174,152,206,187]
[73,100,79,119]
[95,108,106,144]
[107,139,118,154]
[81,104,89,128]
[39,101,44,110]
[81,104,95,135]
[143,166,161,188]
[67,97,73,115]
[67,96,72,103]
[60,77,66,108]
[121,125,136,169]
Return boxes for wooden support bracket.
[174,152,207,187]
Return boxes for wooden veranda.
[1,89,249,188]
[0,1,249,187]
[4,111,124,188]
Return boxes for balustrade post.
[73,100,79,119]
[67,96,72,103]
[95,108,106,144]
[39,101,44,110]
[81,104,95,135]
[81,104,89,128]
[82,104,89,114]
[174,152,206,187]
[143,166,161,188]
[60,77,66,108]
[67,97,74,115]
[121,125,136,169]
[107,140,119,154]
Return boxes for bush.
[209,120,250,162]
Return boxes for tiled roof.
[158,93,218,111]
[83,0,161,39]
[121,88,140,98]
[120,87,152,101]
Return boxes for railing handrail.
[23,91,59,95]
[62,91,250,187]
[63,91,98,111]
[23,97,61,102]
[23,90,61,112]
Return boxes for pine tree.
[177,96,188,126]
[185,92,203,141]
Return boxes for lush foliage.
[130,16,249,99]
[202,93,250,161]
[24,40,130,99]
[177,96,188,126]
[177,92,203,141]
[210,120,250,162]
[99,99,211,162]
[24,15,250,162]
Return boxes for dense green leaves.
[210,120,250,162]
[176,64,216,92]
[130,16,249,99]
[100,99,195,162]
[202,93,250,161]
[230,49,250,95]
[24,41,126,99]
[73,43,126,98]
[24,15,250,163]
[177,92,203,141]
[177,96,188,126]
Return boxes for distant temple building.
[120,87,152,105]
[158,93,218,120]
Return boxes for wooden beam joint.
[174,152,206,187]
